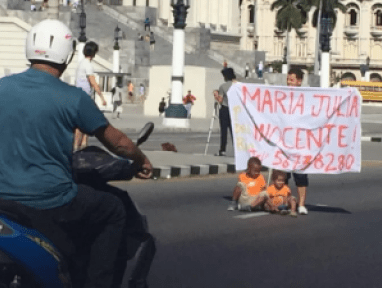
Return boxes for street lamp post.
[163,0,190,128]
[320,17,332,88]
[77,0,87,64]
[360,57,370,81]
[282,46,288,74]
[113,25,122,86]
[366,56,371,82]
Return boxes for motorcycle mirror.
[136,122,154,146]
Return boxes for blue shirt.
[0,68,108,209]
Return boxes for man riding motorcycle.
[0,19,153,288]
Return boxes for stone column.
[240,1,248,50]
[122,0,134,6]
[360,3,371,58]
[48,0,59,19]
[136,0,146,6]
[150,0,159,8]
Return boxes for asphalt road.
[111,149,382,288]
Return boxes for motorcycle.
[0,122,155,288]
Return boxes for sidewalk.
[104,103,382,179]
[104,106,235,178]
[104,105,220,133]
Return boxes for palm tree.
[306,0,347,74]
[271,0,308,70]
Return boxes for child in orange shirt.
[227,157,268,211]
[266,170,297,217]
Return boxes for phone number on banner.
[272,150,356,172]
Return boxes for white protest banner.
[227,83,362,174]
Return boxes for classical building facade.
[122,0,241,34]
[241,0,382,82]
[123,0,382,82]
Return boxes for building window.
[274,37,284,56]
[376,11,382,26]
[350,9,357,26]
[296,38,307,57]
[133,0,136,6]
[249,5,255,24]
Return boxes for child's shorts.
[239,190,268,207]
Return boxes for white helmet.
[26,19,76,65]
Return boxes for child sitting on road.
[227,157,268,211]
[266,170,298,217]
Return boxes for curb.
[151,164,270,179]
[152,164,237,179]
[361,136,382,142]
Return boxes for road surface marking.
[234,212,270,219]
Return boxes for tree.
[306,0,347,74]
[271,0,308,71]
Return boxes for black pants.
[219,105,233,152]
[42,185,126,288]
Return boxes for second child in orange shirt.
[266,170,298,217]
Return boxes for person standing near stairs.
[215,68,236,157]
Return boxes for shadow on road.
[306,204,351,214]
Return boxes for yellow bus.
[341,80,382,102]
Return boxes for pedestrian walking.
[139,83,146,105]
[144,17,151,31]
[128,81,134,103]
[97,0,103,10]
[159,97,166,117]
[245,63,250,78]
[30,0,37,11]
[182,90,196,119]
[111,80,123,119]
[74,41,107,151]
[258,61,264,79]
[39,0,48,10]
[149,32,156,51]
[215,68,236,156]
[72,0,79,11]
[221,59,228,74]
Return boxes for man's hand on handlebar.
[136,157,153,179]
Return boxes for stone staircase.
[102,5,246,76]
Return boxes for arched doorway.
[341,72,356,81]
[370,73,382,82]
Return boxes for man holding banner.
[227,68,362,215]
[285,68,309,215]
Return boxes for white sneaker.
[238,204,252,212]
[298,206,308,215]
[227,201,238,211]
